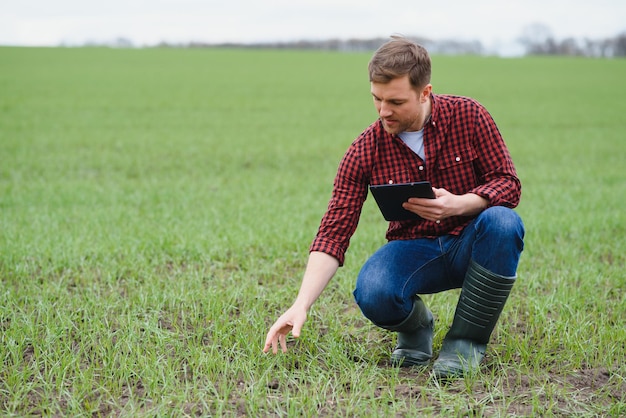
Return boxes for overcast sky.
[1,0,625,50]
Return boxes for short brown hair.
[368,36,431,89]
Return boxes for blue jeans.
[353,206,525,327]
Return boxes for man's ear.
[420,84,432,103]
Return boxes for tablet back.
[369,181,434,221]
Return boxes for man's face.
[371,74,430,135]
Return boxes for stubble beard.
[381,115,420,135]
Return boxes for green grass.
[1,46,625,416]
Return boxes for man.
[263,36,525,379]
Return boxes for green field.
[1,47,625,416]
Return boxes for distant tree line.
[518,23,626,57]
[192,37,485,56]
[158,28,626,57]
[81,24,626,57]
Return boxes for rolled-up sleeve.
[469,103,521,208]
[309,143,369,266]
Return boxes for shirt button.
[436,220,441,224]
[418,165,424,171]
[455,156,461,162]
[388,180,393,184]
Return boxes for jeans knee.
[479,206,525,241]
[354,286,392,324]
[473,207,525,275]
[354,273,405,326]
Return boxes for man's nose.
[379,102,392,117]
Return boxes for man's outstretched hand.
[263,306,307,354]
[262,251,340,354]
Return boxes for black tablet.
[369,181,435,221]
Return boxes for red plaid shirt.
[310,94,521,266]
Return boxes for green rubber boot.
[383,297,434,367]
[433,260,516,379]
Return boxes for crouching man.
[263,36,525,379]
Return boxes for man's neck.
[420,98,433,130]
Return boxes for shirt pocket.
[436,147,479,193]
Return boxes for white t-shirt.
[398,129,425,160]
